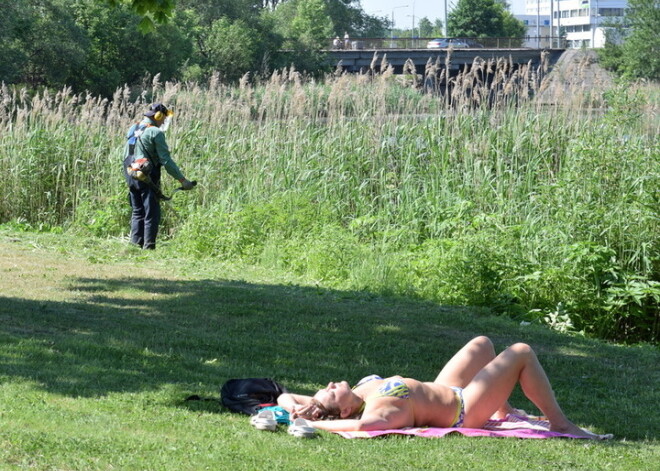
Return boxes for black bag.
[220,378,288,415]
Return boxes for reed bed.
[0,59,658,343]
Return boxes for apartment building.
[516,14,553,48]
[523,0,627,48]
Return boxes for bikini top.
[354,375,411,399]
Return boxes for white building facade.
[516,14,553,48]
[523,0,628,48]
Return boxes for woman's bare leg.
[461,343,600,438]
[435,336,497,386]
[435,336,516,418]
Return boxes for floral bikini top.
[353,374,411,416]
[354,374,411,399]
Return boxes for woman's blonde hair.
[304,398,340,420]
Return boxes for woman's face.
[313,381,351,414]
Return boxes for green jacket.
[132,117,185,181]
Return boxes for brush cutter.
[168,180,197,199]
[126,158,197,200]
[153,180,197,201]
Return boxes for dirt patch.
[0,234,176,302]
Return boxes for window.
[599,8,624,17]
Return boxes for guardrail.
[328,37,567,50]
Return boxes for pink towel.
[334,414,611,440]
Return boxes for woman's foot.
[551,420,611,439]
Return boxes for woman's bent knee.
[471,335,492,346]
[509,342,534,357]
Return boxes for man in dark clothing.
[123,103,194,249]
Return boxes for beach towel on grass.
[334,414,610,440]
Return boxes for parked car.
[426,38,470,49]
[459,38,484,48]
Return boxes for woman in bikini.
[277,336,604,439]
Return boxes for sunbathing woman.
[277,336,605,439]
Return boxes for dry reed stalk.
[369,52,379,74]
[380,54,389,74]
[403,59,419,88]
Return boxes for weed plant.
[0,59,658,343]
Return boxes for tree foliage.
[599,0,659,80]
[0,0,397,94]
[0,0,87,88]
[447,0,525,38]
[206,18,261,81]
[291,0,334,48]
[105,0,176,31]
[418,17,444,38]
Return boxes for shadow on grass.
[0,276,658,440]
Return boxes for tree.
[324,0,388,37]
[448,0,525,38]
[69,0,192,96]
[619,0,659,80]
[104,0,175,31]
[501,10,526,38]
[290,0,334,49]
[177,0,264,26]
[0,0,31,83]
[205,18,260,81]
[1,0,88,88]
[598,0,659,80]
[418,17,443,38]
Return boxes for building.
[516,14,553,48]
[523,0,627,48]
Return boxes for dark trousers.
[125,158,161,249]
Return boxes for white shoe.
[288,418,317,438]
[250,410,277,431]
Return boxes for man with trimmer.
[123,103,195,250]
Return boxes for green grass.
[0,228,658,470]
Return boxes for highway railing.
[328,37,567,50]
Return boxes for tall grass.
[0,59,658,343]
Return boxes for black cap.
[144,103,169,118]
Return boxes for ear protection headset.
[151,104,174,121]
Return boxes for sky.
[358,0,527,32]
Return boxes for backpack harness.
[125,122,172,201]
[126,122,155,180]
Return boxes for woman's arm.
[277,393,313,412]
[312,404,411,432]
[311,414,401,432]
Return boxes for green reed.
[0,64,657,342]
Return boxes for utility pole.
[537,0,541,48]
[412,1,416,38]
[551,0,554,47]
[391,4,409,42]
[557,0,561,47]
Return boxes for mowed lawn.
[0,229,658,471]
